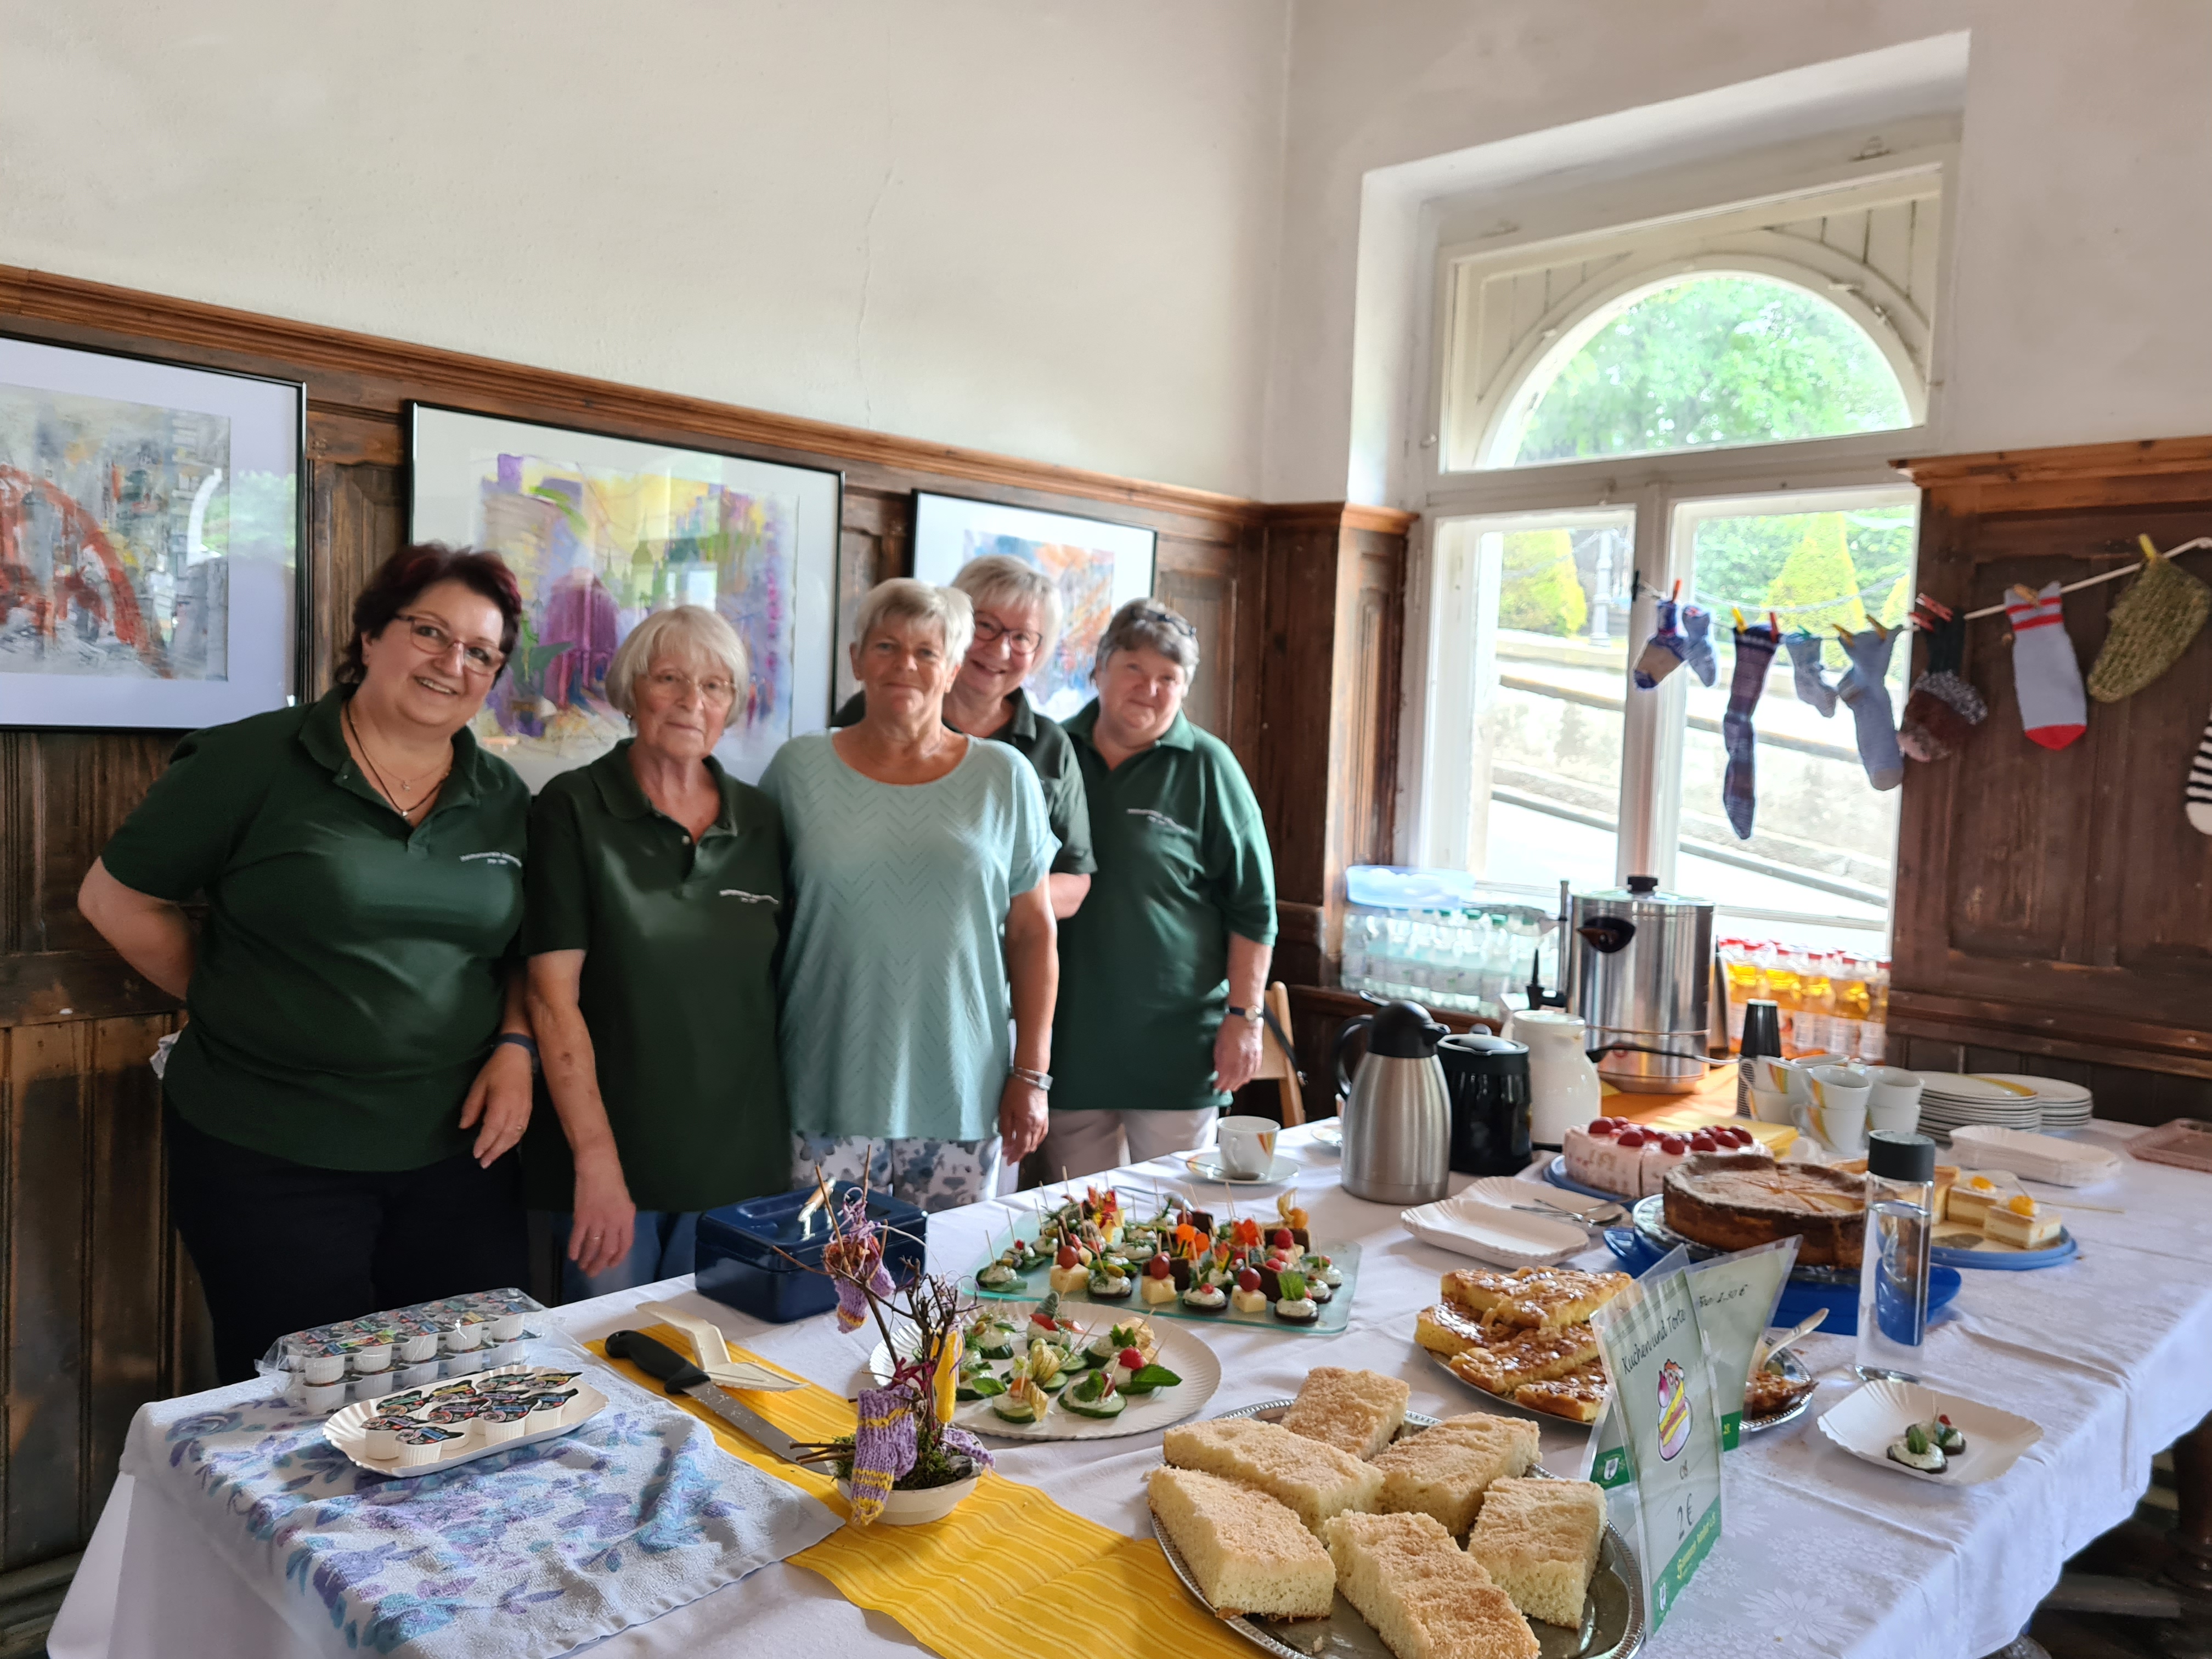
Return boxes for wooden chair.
[1251,980,1306,1127]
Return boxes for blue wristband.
[494,1033,539,1071]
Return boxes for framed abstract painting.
[911,492,1156,721]
[408,405,842,788]
[0,335,304,729]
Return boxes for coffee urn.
[1567,875,1715,1092]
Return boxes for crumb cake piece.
[1439,1267,1630,1330]
[1370,1413,1541,1536]
[1323,1510,1540,1659]
[1466,1477,1605,1628]
[1440,1321,1601,1396]
[1511,1361,1609,1425]
[1282,1367,1412,1459]
[1147,1466,1335,1621]
[1415,1301,1490,1358]
[1163,1417,1384,1534]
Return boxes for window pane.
[1502,274,1910,467]
[1674,501,1917,931]
[1476,516,1633,893]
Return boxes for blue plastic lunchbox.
[693,1185,930,1323]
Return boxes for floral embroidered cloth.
[120,1345,839,1658]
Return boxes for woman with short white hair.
[764,578,1059,1211]
[834,553,1094,917]
[1042,597,1277,1180]
[523,603,791,1297]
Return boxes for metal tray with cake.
[1150,1398,1644,1659]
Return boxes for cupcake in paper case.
[395,1425,464,1468]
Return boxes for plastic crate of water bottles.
[1336,866,1561,1022]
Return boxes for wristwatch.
[1010,1065,1053,1092]
[1225,1006,1264,1024]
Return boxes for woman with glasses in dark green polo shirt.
[521,605,788,1299]
[1042,597,1278,1180]
[78,545,535,1383]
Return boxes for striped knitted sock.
[1722,623,1780,838]
[2190,703,2212,833]
[1634,600,1686,690]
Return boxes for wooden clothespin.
[1670,578,1682,601]
[2139,534,2162,562]
[2011,583,2040,605]
[1767,611,1779,636]
[1833,622,1854,643]
[1731,607,1746,631]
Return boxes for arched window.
[1487,272,1914,468]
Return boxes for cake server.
[605,1329,816,1464]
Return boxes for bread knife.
[605,1328,806,1464]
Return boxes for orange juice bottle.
[1719,939,1757,1049]
[1864,961,1891,1062]
[1799,952,1836,1057]
[1833,955,1871,1058]
[1763,945,1802,1054]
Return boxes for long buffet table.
[51,1121,2212,1659]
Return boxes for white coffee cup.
[1216,1115,1279,1178]
[1797,1065,1871,1155]
[1765,1054,1842,1102]
[1747,1086,1796,1125]
[1863,1066,1924,1136]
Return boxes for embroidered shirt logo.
[720,889,780,905]
[1127,808,1192,834]
[460,851,522,868]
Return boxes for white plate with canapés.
[868,1302,1220,1442]
[1816,1378,2044,1486]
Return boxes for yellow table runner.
[591,1327,1253,1657]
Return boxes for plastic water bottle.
[1855,1131,1937,1382]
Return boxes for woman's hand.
[460,1041,533,1166]
[1212,1015,1264,1096]
[999,1076,1049,1162]
[569,1150,638,1279]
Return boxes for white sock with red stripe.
[2004,582,2087,750]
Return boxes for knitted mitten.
[2087,545,2210,703]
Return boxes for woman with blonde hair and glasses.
[522,605,789,1297]
[834,553,1093,916]
[765,578,1059,1211]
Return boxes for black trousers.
[165,1099,531,1384]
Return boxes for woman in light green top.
[760,579,1059,1211]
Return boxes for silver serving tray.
[1150,1398,1645,1659]
[1630,1194,1858,1286]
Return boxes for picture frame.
[910,492,1157,721]
[0,334,306,730]
[408,404,843,789]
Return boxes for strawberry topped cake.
[1562,1116,1768,1198]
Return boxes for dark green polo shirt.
[519,742,789,1214]
[1051,703,1277,1114]
[832,687,1095,876]
[100,690,529,1171]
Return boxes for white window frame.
[1402,152,1954,941]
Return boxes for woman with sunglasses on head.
[833,554,1094,917]
[520,606,788,1299]
[1041,597,1279,1180]
[77,544,535,1383]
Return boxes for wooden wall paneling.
[4,1023,87,1567]
[312,458,406,699]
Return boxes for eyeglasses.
[1133,603,1197,639]
[394,613,505,675]
[645,668,739,706]
[973,615,1043,654]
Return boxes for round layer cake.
[1661,1153,1867,1268]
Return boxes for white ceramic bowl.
[836,1472,980,1525]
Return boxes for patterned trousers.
[791,1132,1005,1214]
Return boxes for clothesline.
[1957,535,2212,622]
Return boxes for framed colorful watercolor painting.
[0,335,304,730]
[408,405,842,788]
[911,492,1156,721]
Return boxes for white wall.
[1268,0,2212,503]
[0,0,1289,497]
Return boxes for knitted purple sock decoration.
[1634,600,1686,690]
[1722,623,1780,839]
[848,1385,920,1524]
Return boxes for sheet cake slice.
[1466,1476,1606,1629]
[1147,1465,1336,1621]
[1369,1412,1541,1536]
[1163,1417,1384,1534]
[1439,1266,1630,1329]
[1323,1509,1540,1659]
[1282,1367,1411,1459]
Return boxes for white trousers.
[1038,1107,1219,1182]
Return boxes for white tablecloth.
[50,1121,2212,1659]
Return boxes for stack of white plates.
[1916,1073,2044,1141]
[1974,1073,2094,1130]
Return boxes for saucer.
[1183,1151,1301,1186]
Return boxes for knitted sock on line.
[1899,613,1986,763]
[2190,702,2212,834]
[1681,606,1717,686]
[1634,600,1686,690]
[2004,581,2087,749]
[1836,627,1905,791]
[1784,631,1839,717]
[1722,623,1780,839]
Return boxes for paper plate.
[1153,1400,1645,1659]
[1400,1191,1590,1266]
[1468,1175,1623,1220]
[1816,1378,2042,1486]
[325,1364,606,1478]
[871,1304,1220,1442]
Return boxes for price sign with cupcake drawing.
[1588,1246,1724,1632]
